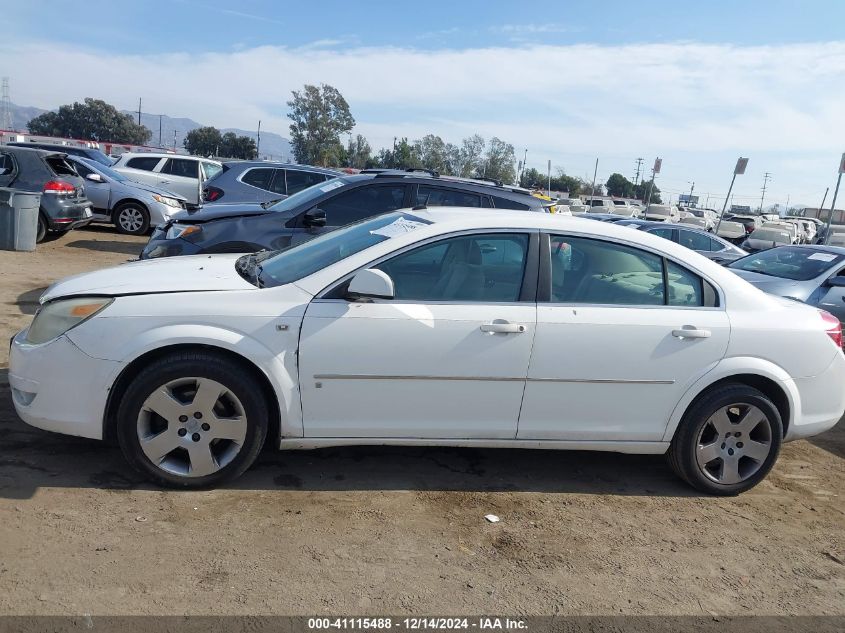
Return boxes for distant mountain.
[4,102,291,161]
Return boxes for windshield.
[257,211,432,287]
[87,149,115,167]
[648,206,671,216]
[729,246,844,281]
[267,177,349,212]
[80,157,127,182]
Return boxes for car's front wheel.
[114,202,151,235]
[116,351,269,488]
[667,383,782,495]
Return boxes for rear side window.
[318,185,406,227]
[548,234,716,307]
[648,227,675,240]
[416,186,482,208]
[126,156,162,171]
[202,162,222,180]
[240,167,275,191]
[45,156,77,177]
[285,169,329,195]
[678,229,712,251]
[161,158,199,179]
[709,237,727,252]
[491,195,530,210]
[0,152,16,183]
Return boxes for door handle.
[480,322,526,334]
[672,326,711,339]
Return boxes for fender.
[68,322,303,438]
[661,356,798,443]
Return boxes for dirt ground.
[0,226,843,617]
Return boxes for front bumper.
[9,329,122,440]
[140,232,202,259]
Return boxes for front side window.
[376,233,529,302]
[416,186,482,208]
[285,169,329,195]
[126,156,162,171]
[241,167,274,191]
[319,185,406,227]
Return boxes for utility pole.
[783,194,790,217]
[0,77,13,131]
[519,149,528,186]
[173,130,178,150]
[589,158,599,205]
[633,157,644,187]
[759,171,772,212]
[715,157,749,235]
[256,120,261,158]
[158,115,162,147]
[138,98,142,126]
[823,153,845,244]
[688,181,695,206]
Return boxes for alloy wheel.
[118,206,145,233]
[695,403,773,485]
[136,377,248,477]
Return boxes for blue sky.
[4,0,845,207]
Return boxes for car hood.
[171,202,273,223]
[729,269,811,300]
[41,254,254,302]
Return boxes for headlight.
[152,194,183,208]
[165,224,202,240]
[26,297,113,345]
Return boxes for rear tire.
[116,351,269,488]
[114,202,151,235]
[667,383,782,495]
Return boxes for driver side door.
[298,231,538,439]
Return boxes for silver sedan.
[68,156,187,235]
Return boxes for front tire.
[114,202,151,235]
[667,383,782,495]
[116,351,269,488]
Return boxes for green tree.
[183,126,223,156]
[636,179,662,204]
[455,134,486,178]
[521,167,545,188]
[413,134,450,174]
[605,173,636,198]
[346,134,372,169]
[27,97,151,144]
[482,137,516,184]
[549,169,581,196]
[287,84,355,166]
[220,131,257,159]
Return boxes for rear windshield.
[729,246,844,281]
[749,228,790,242]
[45,156,78,177]
[258,211,431,287]
[648,206,671,215]
[267,177,350,212]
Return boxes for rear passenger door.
[517,233,730,442]
[158,158,201,204]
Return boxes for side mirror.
[303,208,327,228]
[346,269,394,301]
[825,276,845,288]
[86,173,104,183]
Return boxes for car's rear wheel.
[114,202,150,235]
[667,383,782,495]
[116,351,269,488]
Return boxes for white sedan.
[10,209,845,494]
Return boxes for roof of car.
[119,152,219,161]
[1,145,68,157]
[222,160,342,175]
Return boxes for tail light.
[204,186,224,202]
[43,180,75,194]
[819,310,843,348]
